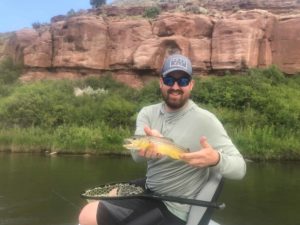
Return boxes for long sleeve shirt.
[131,100,246,221]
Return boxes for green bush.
[0,127,53,152]
[0,77,139,129]
[0,80,75,128]
[0,57,22,84]
[253,65,286,85]
[143,7,161,18]
[136,80,161,106]
[0,82,16,98]
[206,106,268,129]
[83,75,124,90]
[70,94,105,126]
[99,124,131,153]
[0,67,299,159]
[53,125,102,152]
[81,75,138,101]
[100,95,137,128]
[231,125,300,160]
[52,124,130,153]
[192,66,300,131]
[90,0,106,8]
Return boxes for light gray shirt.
[131,100,246,221]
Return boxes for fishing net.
[82,183,144,199]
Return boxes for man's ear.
[159,78,164,88]
[190,79,195,90]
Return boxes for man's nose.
[171,81,181,89]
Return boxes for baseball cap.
[161,54,193,77]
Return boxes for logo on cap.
[169,57,188,69]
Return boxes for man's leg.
[79,198,185,225]
[79,201,99,225]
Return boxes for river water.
[0,153,299,225]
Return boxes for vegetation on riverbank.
[0,58,299,160]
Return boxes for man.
[79,54,246,225]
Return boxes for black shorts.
[96,179,185,225]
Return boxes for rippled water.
[0,153,299,225]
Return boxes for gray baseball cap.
[161,54,193,77]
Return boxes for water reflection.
[0,153,299,225]
[0,153,146,225]
[214,162,300,225]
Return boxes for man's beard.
[162,89,189,110]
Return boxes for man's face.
[159,71,194,111]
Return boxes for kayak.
[186,172,224,225]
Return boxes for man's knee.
[79,201,99,225]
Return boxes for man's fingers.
[181,152,201,160]
[108,188,118,196]
[138,149,146,157]
[144,126,163,137]
[139,150,162,159]
[200,136,211,149]
[144,126,152,136]
[181,155,205,167]
[138,143,162,159]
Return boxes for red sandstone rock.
[211,10,276,71]
[51,16,109,69]
[24,30,52,67]
[3,9,300,80]
[147,13,213,71]
[4,29,38,64]
[153,13,213,38]
[108,18,153,69]
[206,0,299,12]
[271,15,300,74]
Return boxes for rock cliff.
[2,3,300,86]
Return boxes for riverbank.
[0,59,299,160]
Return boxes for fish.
[123,135,188,160]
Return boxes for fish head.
[123,137,138,150]
[123,135,150,150]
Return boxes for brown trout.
[123,135,188,160]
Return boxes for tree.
[90,0,106,8]
[67,9,76,17]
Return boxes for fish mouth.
[123,138,132,145]
[123,139,134,149]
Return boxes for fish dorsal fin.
[132,135,144,140]
[132,135,174,142]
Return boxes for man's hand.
[180,136,220,167]
[138,126,163,159]
[144,126,162,137]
